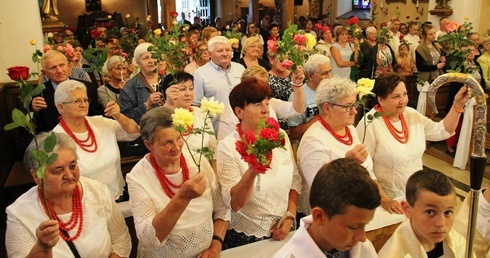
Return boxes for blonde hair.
[241,36,263,55]
[482,37,490,46]
[241,66,269,82]
[202,27,218,42]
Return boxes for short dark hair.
[406,168,455,206]
[268,22,280,32]
[161,72,194,100]
[373,72,405,101]
[229,77,271,118]
[310,158,381,218]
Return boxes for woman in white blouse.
[217,78,302,249]
[126,107,229,257]
[356,72,470,214]
[297,77,385,214]
[6,133,131,258]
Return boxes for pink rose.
[265,117,280,131]
[281,60,294,69]
[293,34,307,45]
[446,22,460,32]
[260,128,279,141]
[244,130,256,144]
[65,44,74,57]
[267,40,278,53]
[43,44,52,53]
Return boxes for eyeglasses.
[329,102,359,112]
[62,98,91,105]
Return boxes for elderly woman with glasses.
[184,41,211,75]
[297,77,383,214]
[52,80,140,200]
[98,55,128,108]
[6,132,131,258]
[238,36,271,70]
[126,107,228,257]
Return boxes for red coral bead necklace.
[59,118,98,152]
[319,118,353,145]
[149,153,190,198]
[38,186,84,242]
[376,105,409,144]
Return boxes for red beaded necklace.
[149,153,190,198]
[38,186,84,242]
[318,118,353,145]
[59,118,98,152]
[376,105,410,144]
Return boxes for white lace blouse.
[217,130,302,238]
[5,177,131,258]
[126,150,229,257]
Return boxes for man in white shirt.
[273,158,380,258]
[404,21,421,69]
[387,18,401,57]
[193,36,245,132]
[436,17,450,39]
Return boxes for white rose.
[201,97,225,118]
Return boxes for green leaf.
[46,153,58,165]
[44,132,57,153]
[12,108,29,127]
[27,84,46,98]
[36,165,46,179]
[3,122,19,131]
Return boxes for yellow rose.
[29,39,36,46]
[228,38,239,46]
[201,97,225,118]
[172,108,195,130]
[356,78,375,99]
[153,29,162,35]
[305,33,317,50]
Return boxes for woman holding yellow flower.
[162,72,220,165]
[126,106,229,257]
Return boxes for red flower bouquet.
[7,66,29,81]
[235,117,286,174]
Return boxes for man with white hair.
[193,36,246,132]
[31,50,102,133]
[288,54,332,141]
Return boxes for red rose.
[314,23,323,30]
[267,40,278,53]
[347,16,359,25]
[260,128,279,141]
[281,60,294,69]
[380,22,388,28]
[396,6,399,9]
[293,34,307,45]
[244,130,256,144]
[7,66,29,81]
[90,29,101,39]
[170,11,179,18]
[406,16,410,20]
[266,117,280,131]
[399,34,404,41]
[235,141,247,155]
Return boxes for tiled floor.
[423,140,490,206]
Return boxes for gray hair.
[208,36,231,53]
[366,26,377,36]
[140,106,174,143]
[42,50,67,70]
[24,132,78,173]
[133,42,154,65]
[107,55,126,71]
[54,80,87,107]
[315,77,357,115]
[304,54,331,75]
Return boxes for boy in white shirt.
[274,158,380,258]
[378,168,471,258]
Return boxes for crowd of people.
[5,12,490,258]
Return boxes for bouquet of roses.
[172,97,225,173]
[347,16,363,40]
[438,18,474,73]
[267,22,316,71]
[356,78,382,143]
[235,117,286,174]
